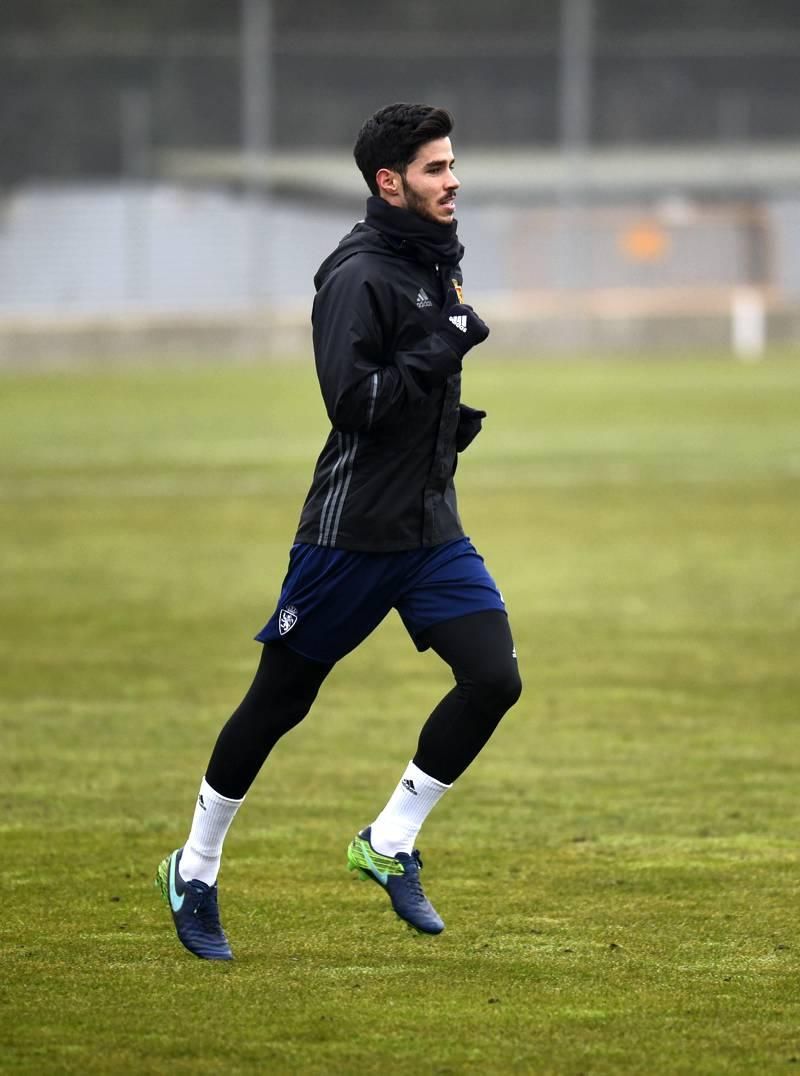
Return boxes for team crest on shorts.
[278,605,298,635]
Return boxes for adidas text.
[449,314,468,332]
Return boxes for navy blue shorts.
[255,537,506,664]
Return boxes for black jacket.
[294,201,486,551]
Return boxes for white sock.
[369,761,451,856]
[178,777,244,886]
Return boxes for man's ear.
[376,168,400,197]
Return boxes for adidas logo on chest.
[416,288,433,309]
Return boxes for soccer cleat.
[155,848,233,961]
[347,826,444,935]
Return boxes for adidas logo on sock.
[401,778,418,795]
[449,314,467,332]
[198,794,207,810]
[416,288,433,309]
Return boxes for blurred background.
[1,0,799,362]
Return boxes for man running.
[156,102,522,960]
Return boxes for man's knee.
[468,659,522,715]
[494,661,523,712]
[248,642,332,723]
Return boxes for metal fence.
[2,1,800,185]
[2,0,800,357]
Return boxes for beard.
[400,177,447,225]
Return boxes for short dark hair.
[353,103,454,196]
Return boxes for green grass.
[2,353,799,1074]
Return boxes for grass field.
[2,353,799,1074]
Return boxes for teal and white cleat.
[155,848,233,961]
[347,827,444,935]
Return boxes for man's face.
[395,137,460,225]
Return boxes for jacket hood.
[313,222,390,291]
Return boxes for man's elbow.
[327,380,377,432]
[328,401,368,433]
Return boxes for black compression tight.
[204,643,333,799]
[204,610,521,799]
[412,610,522,784]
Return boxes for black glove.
[456,403,487,452]
[437,287,490,359]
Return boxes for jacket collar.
[364,196,464,267]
